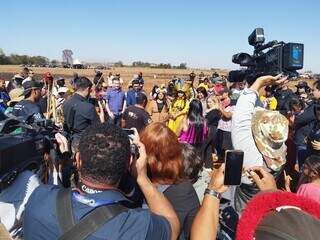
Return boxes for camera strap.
[56,188,128,240]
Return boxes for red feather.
[236,191,320,240]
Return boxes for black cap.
[21,81,42,96]
[296,81,308,88]
[132,79,140,85]
[256,208,320,240]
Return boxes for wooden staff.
[46,82,51,119]
[46,80,57,122]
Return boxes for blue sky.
[1,0,319,72]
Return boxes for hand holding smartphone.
[123,128,140,159]
[123,128,135,136]
[224,150,244,186]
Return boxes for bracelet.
[204,188,222,200]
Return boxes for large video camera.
[0,117,58,191]
[229,28,304,84]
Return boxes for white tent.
[73,59,82,65]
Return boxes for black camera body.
[229,28,304,84]
[0,117,58,191]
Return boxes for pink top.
[179,122,208,145]
[297,183,320,202]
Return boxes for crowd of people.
[0,67,319,240]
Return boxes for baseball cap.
[296,81,308,88]
[21,81,42,96]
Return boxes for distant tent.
[73,59,84,69]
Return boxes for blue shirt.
[24,185,171,240]
[126,89,141,106]
[104,88,126,115]
[0,90,10,113]
[12,99,44,121]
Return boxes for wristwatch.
[204,188,222,200]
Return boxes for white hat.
[58,87,68,94]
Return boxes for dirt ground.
[0,65,228,93]
[0,65,315,93]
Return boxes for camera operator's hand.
[250,74,288,93]
[55,133,69,154]
[129,127,140,142]
[129,128,147,179]
[208,164,228,194]
[248,166,277,191]
[131,139,148,180]
[312,140,320,150]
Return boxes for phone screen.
[123,128,135,136]
[224,150,244,186]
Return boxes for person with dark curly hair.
[24,123,180,240]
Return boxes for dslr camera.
[229,28,304,84]
[0,117,59,191]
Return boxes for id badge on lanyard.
[72,192,117,208]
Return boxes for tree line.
[112,61,187,69]
[0,49,49,66]
[0,49,188,69]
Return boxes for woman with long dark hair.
[196,86,208,115]
[177,99,208,150]
[147,89,169,122]
[149,85,159,100]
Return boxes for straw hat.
[251,107,289,161]
[8,88,24,105]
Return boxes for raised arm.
[231,87,263,173]
[231,75,288,182]
[191,164,228,240]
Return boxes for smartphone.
[123,128,135,136]
[224,150,244,186]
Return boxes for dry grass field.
[0,65,315,93]
[0,65,228,93]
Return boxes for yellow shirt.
[260,96,278,110]
[168,99,189,134]
[197,83,209,91]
